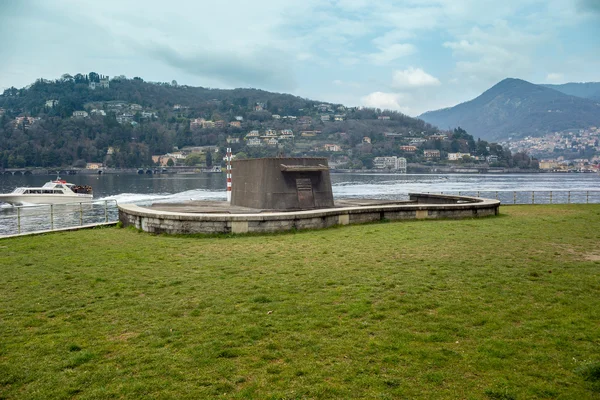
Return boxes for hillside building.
[73,111,89,118]
[373,156,407,172]
[399,145,417,152]
[448,152,471,161]
[423,149,440,159]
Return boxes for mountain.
[542,82,600,101]
[0,73,439,168]
[419,78,600,142]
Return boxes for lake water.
[1,172,599,236]
[1,172,599,204]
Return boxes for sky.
[1,0,599,116]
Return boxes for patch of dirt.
[109,332,138,342]
[584,253,600,261]
[552,244,600,261]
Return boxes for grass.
[0,204,599,399]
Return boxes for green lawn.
[1,205,599,399]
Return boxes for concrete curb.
[119,194,501,235]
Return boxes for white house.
[324,144,341,152]
[91,109,106,116]
[373,156,407,172]
[247,138,262,146]
[448,152,471,161]
[73,110,89,118]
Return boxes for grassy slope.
[1,205,599,399]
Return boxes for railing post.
[458,191,461,196]
[79,202,83,226]
[495,191,498,200]
[50,204,54,230]
[513,191,516,204]
[532,191,535,204]
[477,191,480,197]
[587,191,589,204]
[17,207,21,235]
[568,191,571,204]
[550,191,552,204]
[105,201,108,222]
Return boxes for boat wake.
[98,189,226,205]
[0,201,41,208]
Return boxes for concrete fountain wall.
[118,193,500,235]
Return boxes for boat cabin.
[11,180,92,195]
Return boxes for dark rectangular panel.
[296,178,314,208]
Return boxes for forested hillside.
[419,78,600,142]
[0,73,529,169]
[542,82,600,101]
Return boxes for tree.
[184,153,203,166]
[166,158,174,167]
[73,73,85,84]
[73,159,87,168]
[88,72,100,83]
[205,150,213,167]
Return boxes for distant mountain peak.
[419,78,600,141]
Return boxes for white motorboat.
[0,178,93,205]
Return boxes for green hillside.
[542,82,600,101]
[0,73,534,169]
[0,73,436,168]
[419,78,600,142]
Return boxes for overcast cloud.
[0,0,599,115]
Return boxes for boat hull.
[0,194,93,206]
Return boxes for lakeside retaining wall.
[118,194,500,235]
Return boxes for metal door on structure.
[296,177,315,208]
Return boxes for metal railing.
[432,190,600,204]
[0,200,119,237]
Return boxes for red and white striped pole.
[226,147,232,202]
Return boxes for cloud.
[1,0,599,115]
[296,52,314,61]
[332,79,362,88]
[372,29,415,48]
[141,42,295,90]
[392,67,441,89]
[577,0,600,14]
[442,20,547,86]
[546,72,564,82]
[367,43,416,65]
[361,91,410,113]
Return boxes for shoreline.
[2,167,595,176]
